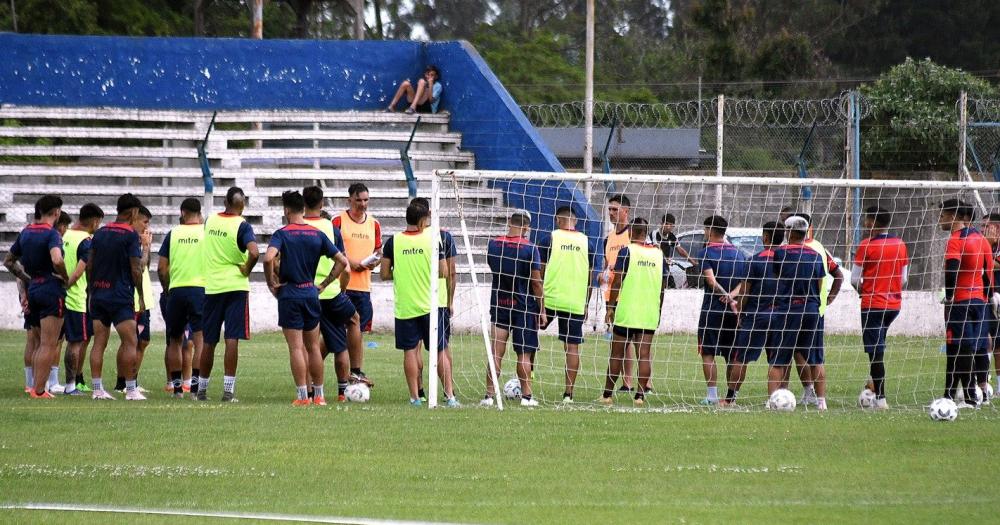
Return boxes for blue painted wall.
[0,33,602,268]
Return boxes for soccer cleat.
[24,386,31,394]
[172,391,185,399]
[76,383,92,393]
[125,390,147,401]
[63,388,85,397]
[182,384,191,393]
[801,390,818,407]
[520,397,539,407]
[137,386,150,394]
[816,399,828,411]
[617,385,634,393]
[410,398,423,407]
[337,394,347,403]
[597,396,613,406]
[480,396,495,407]
[699,398,719,406]
[48,383,65,394]
[30,391,55,399]
[164,382,173,393]
[957,401,980,410]
[562,395,574,404]
[633,397,646,407]
[874,398,889,410]
[221,392,238,403]
[718,399,736,408]
[292,398,312,407]
[446,397,461,408]
[350,371,374,388]
[91,390,115,400]
[196,390,208,401]
[314,397,327,406]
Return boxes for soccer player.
[304,186,362,402]
[87,193,145,400]
[4,195,69,398]
[539,205,595,403]
[648,213,696,289]
[938,199,993,407]
[158,198,205,399]
[332,182,381,386]
[264,191,348,406]
[380,199,459,407]
[852,206,909,409]
[602,195,636,390]
[115,205,154,393]
[600,218,668,407]
[482,209,544,407]
[61,203,104,396]
[982,212,1000,395]
[769,216,839,410]
[726,221,784,406]
[696,215,748,405]
[44,211,72,394]
[199,187,259,402]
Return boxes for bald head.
[225,187,247,215]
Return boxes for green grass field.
[1,329,999,524]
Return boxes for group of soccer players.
[7,184,382,405]
[9,185,999,409]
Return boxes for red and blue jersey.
[698,242,748,312]
[10,223,64,293]
[772,243,831,309]
[742,249,779,313]
[89,222,141,305]
[268,223,340,300]
[855,233,909,310]
[944,227,993,302]
[487,235,541,313]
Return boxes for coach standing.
[333,182,381,386]
[199,187,259,402]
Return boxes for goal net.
[432,170,1000,411]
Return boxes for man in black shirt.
[648,214,694,288]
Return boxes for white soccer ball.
[857,388,877,409]
[767,388,797,411]
[986,383,995,401]
[345,383,370,403]
[502,377,522,400]
[928,398,958,421]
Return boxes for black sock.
[115,377,126,390]
[418,388,426,399]
[308,387,315,399]
[956,352,976,403]
[350,368,362,376]
[191,369,200,393]
[870,357,886,398]
[338,381,348,395]
[75,373,84,385]
[602,389,612,399]
[170,371,183,393]
[634,391,644,401]
[944,345,959,399]
[974,354,990,386]
[725,389,737,402]
[563,392,572,400]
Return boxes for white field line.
[0,502,471,525]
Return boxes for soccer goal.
[431,169,1000,411]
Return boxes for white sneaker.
[520,397,539,407]
[801,390,818,407]
[137,386,150,394]
[816,398,828,411]
[479,396,495,407]
[957,401,979,410]
[125,389,147,401]
[92,389,115,400]
[47,383,65,394]
[874,398,889,410]
[561,396,574,404]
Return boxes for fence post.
[715,94,724,215]
[959,91,968,180]
[851,91,862,251]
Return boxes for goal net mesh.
[436,170,1000,410]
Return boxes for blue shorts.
[25,287,65,327]
[492,305,539,354]
[320,294,357,355]
[63,309,92,343]
[278,296,322,331]
[90,299,135,327]
[612,325,655,339]
[946,299,987,354]
[988,308,999,342]
[698,310,737,359]
[203,291,250,344]
[772,306,821,366]
[165,287,205,338]
[135,310,151,342]
[395,309,450,351]
[733,310,778,364]
[346,290,374,332]
[861,309,899,356]
[543,308,584,345]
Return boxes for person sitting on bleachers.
[386,65,442,114]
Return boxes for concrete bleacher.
[0,106,511,282]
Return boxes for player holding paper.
[61,203,104,395]
[600,218,668,407]
[539,206,595,404]
[264,191,348,406]
[938,199,993,407]
[482,210,545,407]
[696,216,748,406]
[852,206,909,409]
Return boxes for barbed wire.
[969,98,1000,123]
[520,93,871,129]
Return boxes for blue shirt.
[613,244,670,282]
[487,235,541,313]
[430,83,443,113]
[742,249,779,313]
[698,242,749,312]
[10,223,64,294]
[268,223,340,300]
[772,243,828,309]
[89,222,142,305]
